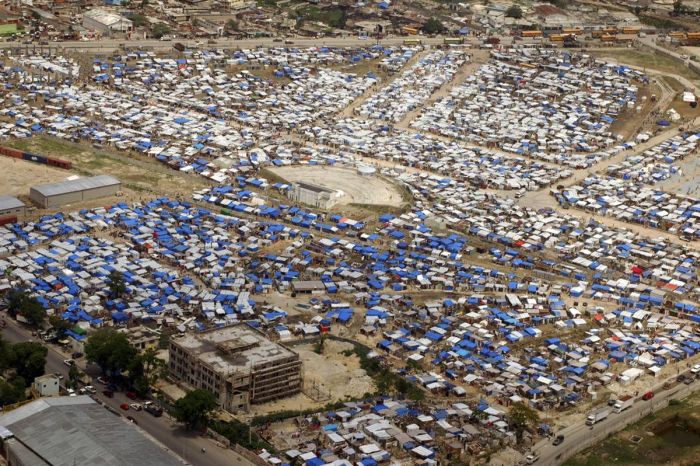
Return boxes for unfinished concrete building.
[169,325,302,412]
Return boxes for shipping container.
[23,152,48,164]
[0,215,18,226]
[0,146,23,159]
[46,157,72,169]
[521,30,543,38]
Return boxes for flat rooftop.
[0,396,183,466]
[31,175,121,197]
[296,181,336,194]
[0,195,25,211]
[174,325,298,374]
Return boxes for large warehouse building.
[0,196,26,218]
[29,175,121,208]
[0,396,183,465]
[169,325,302,413]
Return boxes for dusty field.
[245,339,375,418]
[4,136,211,213]
[0,155,72,196]
[270,165,404,206]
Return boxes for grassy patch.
[298,6,347,28]
[593,49,700,81]
[564,391,700,466]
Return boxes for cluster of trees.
[423,18,445,34]
[0,337,47,405]
[6,288,46,328]
[85,328,163,397]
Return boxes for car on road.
[642,391,654,401]
[84,385,96,394]
[691,364,700,375]
[525,453,540,464]
[126,416,137,424]
[273,38,282,42]
[63,359,75,367]
[684,376,693,385]
[677,374,686,383]
[553,434,565,446]
[96,376,107,385]
[284,39,293,45]
[53,372,64,380]
[120,403,129,410]
[126,391,137,400]
[71,351,83,359]
[130,403,143,411]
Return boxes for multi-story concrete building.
[169,325,302,412]
[288,182,339,209]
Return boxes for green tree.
[151,23,171,39]
[85,328,137,374]
[507,402,539,444]
[0,377,26,405]
[7,288,28,315]
[128,348,164,395]
[506,5,523,18]
[107,270,127,299]
[22,297,46,329]
[225,19,238,31]
[68,363,80,382]
[12,342,47,383]
[49,315,71,339]
[173,389,218,430]
[0,336,15,373]
[422,18,445,34]
[673,0,684,14]
[130,13,147,28]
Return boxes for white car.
[525,454,540,464]
[691,364,700,374]
[130,403,143,411]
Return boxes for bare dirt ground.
[0,156,71,196]
[245,339,375,419]
[270,165,404,206]
[4,136,211,215]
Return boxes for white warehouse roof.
[31,175,121,197]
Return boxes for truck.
[585,408,610,425]
[613,395,634,413]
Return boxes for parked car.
[553,434,565,446]
[642,391,654,401]
[525,453,540,464]
[691,364,700,375]
[63,359,75,367]
[119,403,129,410]
[130,403,143,411]
[126,416,137,424]
[126,391,137,400]
[84,385,96,394]
[71,352,83,359]
[96,376,107,385]
[53,372,64,380]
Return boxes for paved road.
[0,35,451,52]
[522,376,700,466]
[0,316,236,466]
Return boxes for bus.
[403,38,422,45]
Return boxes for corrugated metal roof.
[31,175,120,197]
[0,196,25,211]
[0,396,182,465]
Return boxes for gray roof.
[0,196,25,211]
[31,175,120,197]
[0,396,182,466]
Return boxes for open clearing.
[244,339,374,418]
[4,136,211,208]
[270,165,404,206]
[0,156,71,196]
